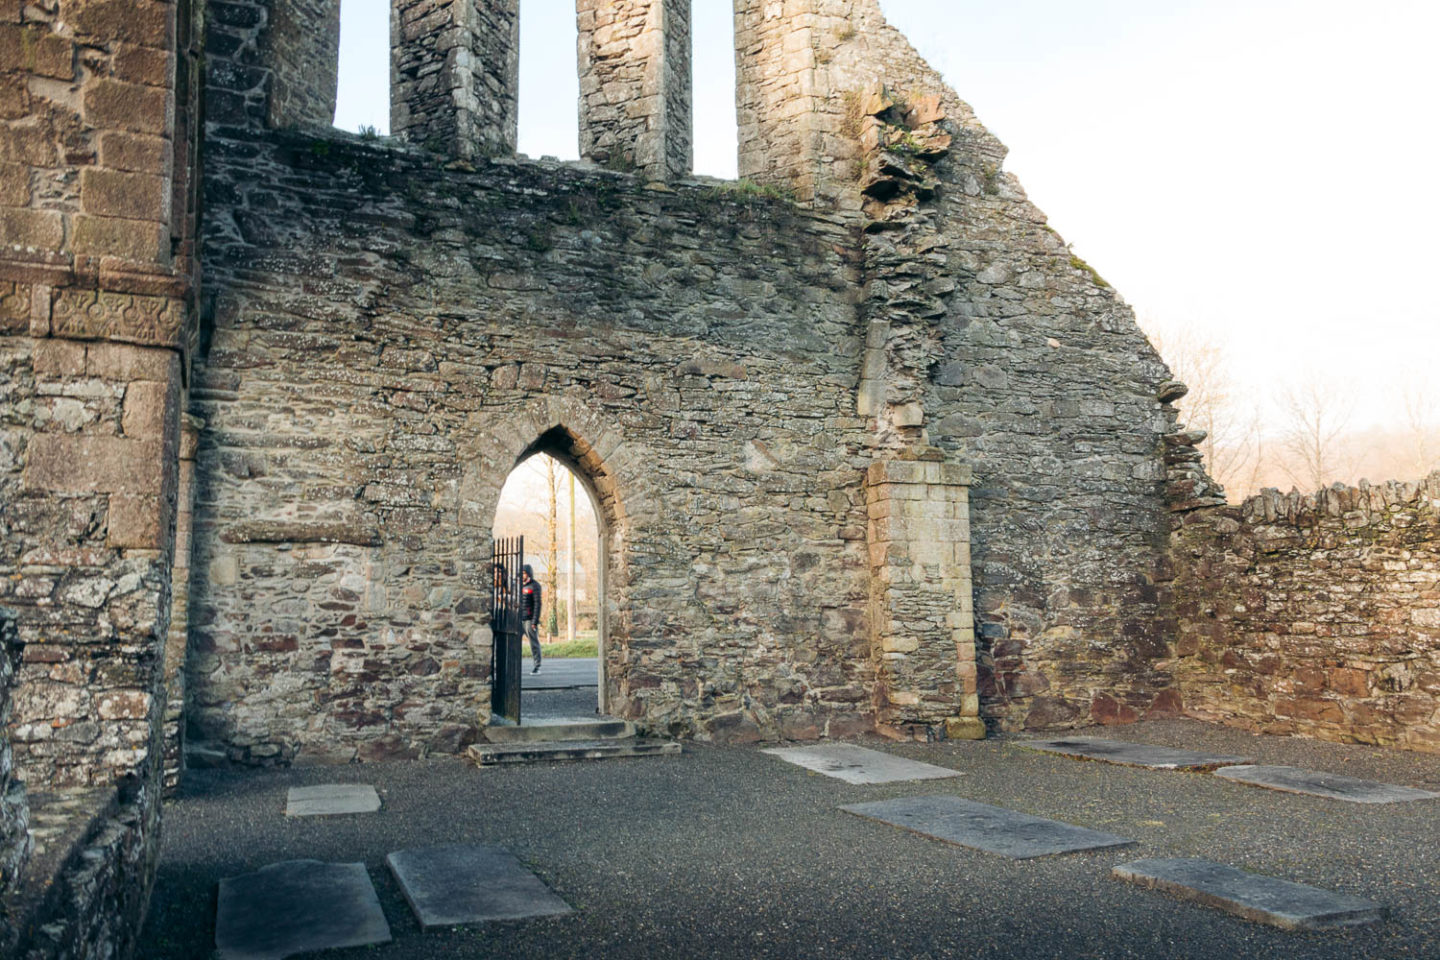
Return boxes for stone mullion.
[577,0,691,180]
[391,0,518,159]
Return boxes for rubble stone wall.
[192,132,877,761]
[187,0,1187,752]
[1172,476,1440,752]
[733,0,1184,731]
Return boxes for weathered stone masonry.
[183,0,1187,768]
[1171,475,1440,753]
[1,0,202,954]
[191,136,877,760]
[19,1,1437,956]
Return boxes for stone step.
[481,717,636,744]
[466,738,681,766]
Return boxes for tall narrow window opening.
[691,1,738,178]
[518,0,582,160]
[335,0,391,135]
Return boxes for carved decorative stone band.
[50,289,187,349]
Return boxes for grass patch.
[540,635,599,659]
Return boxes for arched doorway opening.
[491,429,612,723]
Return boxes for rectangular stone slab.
[841,795,1133,859]
[1214,765,1440,804]
[1114,858,1386,930]
[387,844,573,929]
[285,784,381,817]
[216,860,392,960]
[762,744,961,785]
[1022,738,1252,770]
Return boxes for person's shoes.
[531,665,541,674]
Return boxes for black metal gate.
[491,536,524,725]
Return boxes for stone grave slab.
[1114,858,1385,930]
[216,860,392,960]
[387,843,573,929]
[285,784,381,817]
[1214,765,1440,804]
[841,795,1133,859]
[762,744,961,785]
[1022,738,1252,770]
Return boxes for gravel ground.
[138,720,1440,959]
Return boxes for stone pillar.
[734,0,823,200]
[161,414,204,795]
[865,456,983,739]
[1,0,196,789]
[204,0,341,131]
[577,0,692,180]
[392,0,519,159]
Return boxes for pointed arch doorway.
[490,428,613,724]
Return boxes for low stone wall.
[5,784,157,960]
[1,606,32,953]
[1172,474,1440,751]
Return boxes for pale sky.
[336,1,1440,431]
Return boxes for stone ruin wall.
[191,132,877,761]
[747,1,1186,730]
[181,0,1189,766]
[1171,475,1440,753]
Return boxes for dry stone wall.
[192,130,878,761]
[1172,476,1440,752]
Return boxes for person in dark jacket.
[521,564,543,673]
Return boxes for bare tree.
[1399,375,1440,480]
[1148,322,1267,500]
[1275,377,1356,491]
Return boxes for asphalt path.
[138,720,1440,959]
[523,657,598,691]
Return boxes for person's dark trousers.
[525,621,541,672]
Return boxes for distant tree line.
[1150,324,1439,500]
